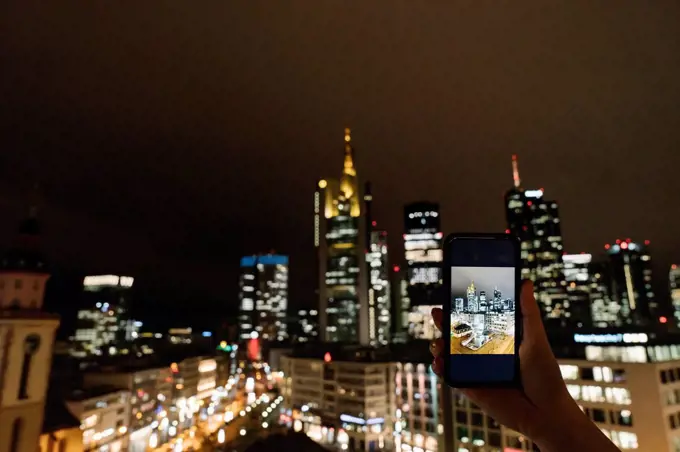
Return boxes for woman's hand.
[430,281,620,452]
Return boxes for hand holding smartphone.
[442,233,522,388]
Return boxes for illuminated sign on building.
[83,275,134,288]
[524,189,544,198]
[573,333,648,344]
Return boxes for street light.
[218,429,225,444]
[240,429,247,436]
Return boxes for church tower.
[0,207,60,452]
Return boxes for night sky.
[1,1,679,334]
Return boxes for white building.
[0,213,61,452]
[280,346,395,451]
[66,387,131,452]
[238,255,289,342]
[84,365,173,452]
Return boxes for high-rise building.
[671,265,680,329]
[367,230,391,346]
[403,202,443,340]
[562,253,595,328]
[72,274,137,357]
[238,254,289,342]
[291,309,319,343]
[504,155,568,326]
[0,210,60,452]
[588,260,620,328]
[604,239,656,327]
[316,128,369,344]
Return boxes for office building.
[84,365,173,452]
[670,265,680,329]
[238,254,289,342]
[588,260,621,328]
[604,239,656,327]
[65,387,131,452]
[504,155,569,326]
[389,265,410,342]
[403,202,443,340]
[367,230,391,346]
[72,274,137,357]
[316,128,369,344]
[279,344,395,451]
[562,253,595,327]
[0,211,61,452]
[291,309,319,343]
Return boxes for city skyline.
[1,1,679,329]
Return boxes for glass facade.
[367,231,391,346]
[238,255,289,342]
[404,202,443,340]
[505,156,568,326]
[605,240,655,327]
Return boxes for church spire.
[512,154,521,189]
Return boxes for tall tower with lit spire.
[0,206,60,452]
[316,128,369,344]
[504,155,570,328]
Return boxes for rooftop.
[68,385,126,402]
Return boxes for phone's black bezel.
[442,232,523,388]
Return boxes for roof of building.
[42,392,81,434]
[245,430,328,452]
[68,385,127,401]
[289,340,432,364]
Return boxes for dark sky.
[1,1,679,332]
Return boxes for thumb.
[520,281,548,345]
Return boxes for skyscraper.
[0,210,60,452]
[366,230,391,346]
[504,155,568,326]
[670,264,680,328]
[72,274,137,357]
[561,253,594,327]
[404,202,443,339]
[588,260,620,327]
[316,128,369,344]
[238,254,289,342]
[604,239,656,326]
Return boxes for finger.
[520,280,548,342]
[431,307,443,332]
[429,338,444,357]
[432,356,444,376]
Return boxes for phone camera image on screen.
[450,267,516,356]
[444,234,521,388]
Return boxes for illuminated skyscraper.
[588,260,620,327]
[316,128,369,344]
[671,265,680,328]
[366,230,391,346]
[562,254,595,328]
[604,239,656,327]
[238,254,289,342]
[403,202,443,339]
[504,155,568,326]
[72,274,137,357]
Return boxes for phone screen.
[445,235,521,386]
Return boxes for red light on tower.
[673,264,678,270]
[621,242,628,250]
[615,239,621,244]
[393,265,400,272]
[660,316,668,324]
[604,244,610,250]
[371,220,377,227]
[324,352,332,363]
[527,201,532,206]
[505,229,510,234]
[626,238,631,243]
[644,240,650,245]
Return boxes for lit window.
[559,365,579,380]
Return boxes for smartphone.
[442,233,522,388]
